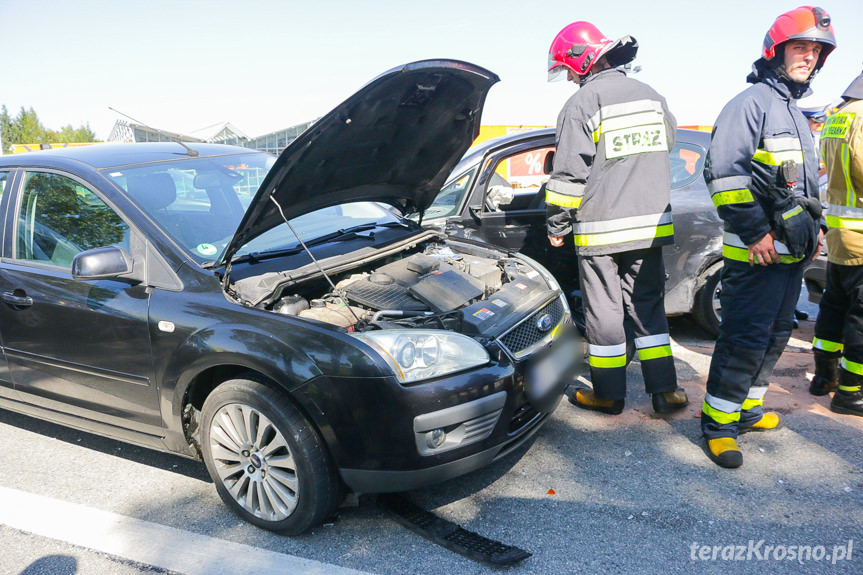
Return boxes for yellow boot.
[739,411,784,434]
[568,388,624,415]
[705,437,743,468]
[652,387,689,413]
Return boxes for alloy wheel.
[208,403,299,521]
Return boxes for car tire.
[200,376,342,534]
[693,263,722,339]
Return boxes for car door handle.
[2,292,34,307]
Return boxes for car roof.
[448,126,711,182]
[0,142,265,170]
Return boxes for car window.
[0,171,8,197]
[483,147,554,212]
[423,166,477,220]
[16,172,129,269]
[104,153,274,261]
[670,141,706,189]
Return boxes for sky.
[2,0,862,142]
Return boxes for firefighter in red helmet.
[701,6,835,467]
[546,21,688,416]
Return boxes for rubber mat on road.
[378,493,531,565]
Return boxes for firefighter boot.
[739,411,784,434]
[830,370,863,417]
[568,388,624,415]
[809,350,839,396]
[652,387,689,414]
[704,437,743,469]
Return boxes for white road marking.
[0,486,372,575]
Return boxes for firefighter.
[701,6,834,467]
[546,21,688,415]
[810,68,863,416]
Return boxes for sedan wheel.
[201,377,342,534]
[209,403,299,521]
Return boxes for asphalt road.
[1,294,862,575]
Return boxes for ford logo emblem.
[536,314,553,332]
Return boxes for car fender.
[158,319,388,451]
[663,234,723,316]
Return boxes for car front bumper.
[300,320,579,494]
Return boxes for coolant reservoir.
[298,299,365,328]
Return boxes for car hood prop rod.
[268,194,362,325]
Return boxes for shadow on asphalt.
[0,408,209,482]
[18,555,77,575]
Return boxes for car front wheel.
[693,263,722,339]
[200,376,342,534]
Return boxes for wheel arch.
[178,364,329,461]
[158,321,373,456]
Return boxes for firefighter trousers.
[701,259,805,440]
[579,247,676,400]
[813,262,863,382]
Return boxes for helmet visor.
[548,53,567,82]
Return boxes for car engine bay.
[228,239,560,339]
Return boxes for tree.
[0,105,101,152]
[12,107,50,144]
[55,123,98,143]
[0,105,13,153]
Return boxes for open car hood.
[221,60,499,266]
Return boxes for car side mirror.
[72,246,142,283]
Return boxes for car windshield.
[103,152,275,263]
[234,201,406,261]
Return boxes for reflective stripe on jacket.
[821,96,863,265]
[546,68,677,256]
[704,69,821,257]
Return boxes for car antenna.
[108,107,199,157]
[268,194,362,325]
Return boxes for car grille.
[497,297,566,359]
[508,399,540,434]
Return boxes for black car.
[0,61,579,534]
[421,127,724,336]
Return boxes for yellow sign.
[10,142,102,154]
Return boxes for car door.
[0,169,162,435]
[0,169,16,401]
[461,143,579,285]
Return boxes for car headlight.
[350,330,489,383]
[514,253,561,292]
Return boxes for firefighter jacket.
[704,67,822,264]
[546,68,677,256]
[821,71,863,266]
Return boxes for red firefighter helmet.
[548,21,637,81]
[762,6,836,71]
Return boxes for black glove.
[768,161,819,259]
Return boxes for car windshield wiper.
[230,222,396,265]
